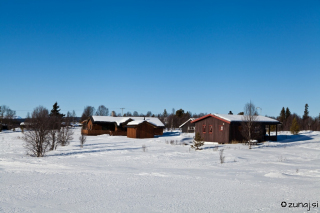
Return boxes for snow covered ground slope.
[0,128,319,212]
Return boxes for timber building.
[82,116,164,138]
[179,118,195,133]
[191,114,281,144]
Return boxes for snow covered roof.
[91,116,164,127]
[191,114,280,124]
[126,120,157,127]
[126,120,145,126]
[179,118,195,128]
[214,114,280,123]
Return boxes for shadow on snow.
[48,147,141,157]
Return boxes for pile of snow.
[0,129,319,212]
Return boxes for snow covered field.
[1,128,319,212]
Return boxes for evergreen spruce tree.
[191,132,204,150]
[163,109,168,117]
[50,102,65,118]
[290,117,300,135]
[279,107,285,122]
[303,104,309,120]
[175,109,185,118]
[285,107,291,119]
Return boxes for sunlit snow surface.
[0,128,319,212]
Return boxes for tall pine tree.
[303,104,309,120]
[50,102,65,118]
[163,109,168,117]
[285,107,291,119]
[279,107,285,122]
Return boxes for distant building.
[179,118,195,133]
[82,116,164,138]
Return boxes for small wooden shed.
[126,120,157,138]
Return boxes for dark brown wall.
[181,121,195,133]
[194,117,230,143]
[128,122,155,138]
[154,127,163,135]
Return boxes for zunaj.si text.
[281,201,318,211]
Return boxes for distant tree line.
[0,105,17,131]
[80,106,208,130]
[276,104,320,133]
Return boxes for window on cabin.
[202,125,206,133]
[188,126,195,130]
[209,125,213,134]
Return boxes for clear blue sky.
[1,1,319,118]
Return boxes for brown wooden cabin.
[81,117,129,136]
[179,118,195,133]
[191,114,281,144]
[81,116,164,137]
[126,120,160,138]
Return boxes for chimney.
[228,111,233,115]
[111,111,116,117]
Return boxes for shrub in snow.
[23,106,51,157]
[219,149,225,164]
[290,117,299,135]
[57,126,73,146]
[191,132,204,150]
[79,134,87,148]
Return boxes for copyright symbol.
[281,201,287,207]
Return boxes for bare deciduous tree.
[0,105,16,130]
[95,105,109,116]
[241,101,260,149]
[79,134,86,148]
[219,149,225,164]
[133,111,139,116]
[48,116,59,150]
[81,106,95,121]
[23,106,51,157]
[72,110,77,124]
[57,126,74,146]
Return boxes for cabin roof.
[91,116,164,127]
[191,114,280,124]
[179,118,195,128]
[126,120,157,127]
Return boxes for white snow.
[127,120,148,126]
[0,129,319,212]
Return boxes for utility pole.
[120,108,125,116]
